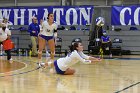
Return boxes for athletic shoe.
[38,62,46,68]
[46,51,50,57]
[9,58,13,63]
[109,54,112,58]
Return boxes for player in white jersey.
[39,19,50,57]
[0,23,13,61]
[2,18,13,28]
[0,25,11,42]
[41,42,101,75]
[38,13,58,63]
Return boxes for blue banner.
[112,5,140,25]
[0,6,93,25]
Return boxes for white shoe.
[9,58,13,63]
[38,62,45,68]
[46,51,50,57]
[109,54,112,58]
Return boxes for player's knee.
[50,51,55,56]
[38,50,42,54]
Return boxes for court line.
[0,58,40,77]
[98,60,140,93]
[0,66,40,77]
[0,61,27,74]
[114,82,140,93]
[99,63,135,84]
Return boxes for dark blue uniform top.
[28,23,40,37]
[101,36,110,42]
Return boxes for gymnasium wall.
[11,28,140,54]
[108,30,140,55]
[10,25,90,52]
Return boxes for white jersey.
[40,21,57,36]
[5,22,13,28]
[0,28,11,42]
[57,50,91,71]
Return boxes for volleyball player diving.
[41,42,102,75]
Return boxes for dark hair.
[47,13,53,19]
[2,18,8,23]
[2,27,6,31]
[70,42,79,52]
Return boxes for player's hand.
[97,58,102,61]
[91,58,102,63]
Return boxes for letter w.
[0,9,11,19]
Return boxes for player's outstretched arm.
[89,56,98,60]
[91,58,102,63]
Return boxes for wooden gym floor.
[0,55,140,93]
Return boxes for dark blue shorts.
[54,60,65,75]
[39,34,54,41]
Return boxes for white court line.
[0,59,27,75]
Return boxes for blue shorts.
[54,60,65,75]
[39,34,54,41]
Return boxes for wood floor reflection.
[0,55,140,93]
[0,59,25,73]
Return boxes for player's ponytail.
[70,42,79,52]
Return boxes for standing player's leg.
[45,42,50,57]
[0,43,3,55]
[48,39,55,62]
[5,49,11,60]
[38,36,46,63]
